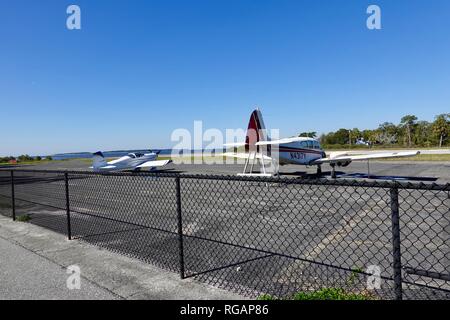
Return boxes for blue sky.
[1,0,449,156]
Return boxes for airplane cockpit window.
[128,152,144,158]
[307,141,314,149]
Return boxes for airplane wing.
[223,142,247,147]
[223,152,273,161]
[89,165,117,170]
[108,157,129,165]
[136,160,172,168]
[312,151,420,164]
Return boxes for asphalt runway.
[3,158,450,183]
[0,160,448,299]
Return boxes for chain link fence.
[0,169,448,300]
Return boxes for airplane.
[224,109,420,178]
[91,151,172,172]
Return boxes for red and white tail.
[245,109,268,152]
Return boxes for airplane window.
[300,141,308,148]
[128,153,136,158]
[135,153,143,157]
[307,141,313,149]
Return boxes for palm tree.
[432,114,450,147]
[400,115,418,147]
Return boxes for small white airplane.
[224,109,420,178]
[91,151,171,172]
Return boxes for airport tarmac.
[4,158,450,183]
[0,159,448,299]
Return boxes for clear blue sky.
[1,0,449,156]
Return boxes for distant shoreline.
[51,149,226,160]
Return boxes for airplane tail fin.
[245,108,268,152]
[92,151,107,170]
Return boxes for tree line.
[299,113,450,148]
[0,155,52,163]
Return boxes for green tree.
[333,129,350,145]
[377,122,397,144]
[350,128,361,145]
[361,130,373,143]
[18,154,33,162]
[0,156,17,163]
[414,121,432,147]
[400,115,418,147]
[432,114,450,147]
[318,113,447,148]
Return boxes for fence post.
[65,172,72,240]
[390,187,403,300]
[10,170,16,221]
[176,176,185,279]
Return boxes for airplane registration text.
[290,152,306,160]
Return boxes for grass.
[324,145,450,151]
[16,214,31,222]
[4,150,448,167]
[159,153,450,162]
[77,158,112,164]
[379,154,450,161]
[291,288,373,300]
[0,159,62,166]
[257,267,376,301]
[346,267,364,286]
[158,155,228,162]
[257,288,374,301]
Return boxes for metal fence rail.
[0,168,448,300]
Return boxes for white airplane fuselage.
[277,140,325,166]
[112,154,157,170]
[95,153,158,172]
[254,137,326,166]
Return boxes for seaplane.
[224,109,420,178]
[91,151,171,172]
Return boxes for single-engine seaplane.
[91,151,171,172]
[224,109,420,178]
